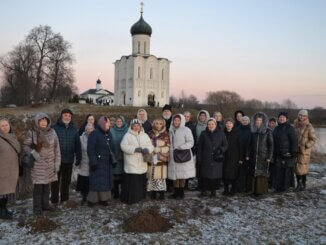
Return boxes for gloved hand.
[112,161,118,168]
[135,147,142,153]
[141,148,149,154]
[90,164,98,172]
[31,149,41,161]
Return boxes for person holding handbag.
[147,118,170,200]
[197,118,228,197]
[23,113,61,215]
[168,114,195,200]
[0,118,21,220]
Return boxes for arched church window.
[138,41,140,53]
[162,69,164,80]
[150,68,153,79]
[144,41,146,53]
[161,91,164,98]
[138,67,141,78]
[138,90,141,97]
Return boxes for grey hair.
[183,111,191,116]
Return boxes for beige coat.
[294,119,317,175]
[0,131,21,196]
[23,113,61,184]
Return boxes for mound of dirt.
[26,217,59,233]
[123,208,173,233]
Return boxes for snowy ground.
[1,163,326,245]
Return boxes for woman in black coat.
[246,112,274,196]
[237,116,251,192]
[273,112,298,192]
[197,118,228,197]
[223,118,244,196]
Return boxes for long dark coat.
[223,128,243,180]
[197,128,228,179]
[238,124,251,191]
[87,128,114,192]
[247,113,274,177]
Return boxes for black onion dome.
[96,79,101,84]
[130,14,152,36]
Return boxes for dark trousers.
[0,198,7,209]
[113,179,122,199]
[51,164,73,204]
[33,184,50,214]
[275,166,294,192]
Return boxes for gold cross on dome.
[140,1,144,14]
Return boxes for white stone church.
[114,4,170,107]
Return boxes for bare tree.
[0,25,76,105]
[282,99,297,109]
[204,90,243,112]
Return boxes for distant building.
[80,78,114,105]
[114,3,170,107]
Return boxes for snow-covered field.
[1,163,326,245]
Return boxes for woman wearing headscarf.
[23,113,61,215]
[110,115,128,199]
[234,110,245,129]
[78,114,96,136]
[196,110,210,143]
[137,109,152,134]
[0,118,21,220]
[237,116,251,192]
[87,116,115,206]
[246,112,273,196]
[197,118,228,197]
[213,111,225,130]
[76,123,94,204]
[120,119,154,204]
[294,110,317,191]
[223,118,243,196]
[147,118,170,200]
[169,114,195,199]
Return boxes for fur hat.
[162,104,172,112]
[298,109,308,117]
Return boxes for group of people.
[0,104,317,220]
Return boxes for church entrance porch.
[147,93,155,107]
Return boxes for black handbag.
[173,149,191,163]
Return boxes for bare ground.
[0,163,325,245]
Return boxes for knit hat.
[173,114,182,121]
[61,108,73,116]
[130,118,142,127]
[278,111,288,118]
[162,104,172,112]
[298,109,308,117]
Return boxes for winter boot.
[159,192,165,200]
[168,188,179,199]
[177,188,185,200]
[294,179,303,192]
[222,184,230,196]
[302,175,307,190]
[210,190,217,197]
[0,199,12,220]
[3,198,13,216]
[151,191,157,200]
